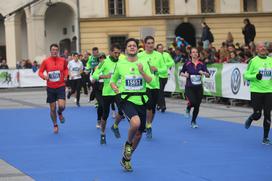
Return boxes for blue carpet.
[0,106,271,181]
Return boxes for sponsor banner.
[221,64,250,100]
[19,69,46,87]
[203,64,223,97]
[164,67,176,92]
[175,62,186,92]
[0,70,19,88]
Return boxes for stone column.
[25,8,46,63]
[4,14,21,68]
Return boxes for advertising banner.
[0,70,19,88]
[19,69,46,87]
[203,64,223,97]
[221,64,250,100]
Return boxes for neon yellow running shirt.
[138,50,167,89]
[110,57,155,105]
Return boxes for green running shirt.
[244,55,272,93]
[159,51,175,78]
[138,51,167,89]
[110,57,155,105]
[92,57,118,96]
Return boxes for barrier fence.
[0,63,250,100]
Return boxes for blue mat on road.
[0,106,271,181]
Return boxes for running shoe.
[53,124,59,134]
[120,158,133,172]
[123,142,133,160]
[185,107,190,118]
[58,113,65,124]
[262,138,271,145]
[161,107,166,113]
[245,116,253,129]
[191,122,198,129]
[67,92,71,99]
[100,134,106,145]
[146,127,152,139]
[94,102,98,108]
[111,125,121,138]
[76,102,80,107]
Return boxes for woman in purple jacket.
[180,48,210,128]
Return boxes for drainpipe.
[76,0,81,53]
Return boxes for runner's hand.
[256,72,262,80]
[137,63,144,74]
[184,72,189,78]
[44,75,48,80]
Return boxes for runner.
[92,44,124,144]
[156,43,175,112]
[138,36,167,139]
[244,42,272,145]
[67,53,83,107]
[180,47,210,128]
[38,44,68,134]
[91,52,107,129]
[86,47,100,102]
[110,38,154,171]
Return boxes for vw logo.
[231,68,241,95]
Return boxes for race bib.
[190,75,201,85]
[125,75,143,90]
[259,69,272,80]
[48,70,61,82]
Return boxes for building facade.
[0,0,80,68]
[80,0,272,53]
[0,0,272,68]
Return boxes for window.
[243,0,257,12]
[155,0,169,14]
[109,36,127,52]
[108,0,125,16]
[201,0,215,13]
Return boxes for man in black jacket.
[242,18,256,46]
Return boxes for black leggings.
[95,82,104,121]
[102,95,123,121]
[250,92,272,139]
[157,77,168,109]
[185,86,203,123]
[69,78,82,103]
[146,88,159,114]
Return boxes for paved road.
[0,88,258,181]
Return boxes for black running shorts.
[122,100,146,133]
[46,86,66,103]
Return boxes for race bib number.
[259,69,272,80]
[190,75,201,85]
[125,75,143,90]
[48,71,61,82]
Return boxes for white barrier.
[19,69,46,87]
[0,64,252,101]
[0,69,45,88]
[0,70,19,88]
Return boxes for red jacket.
[38,56,68,88]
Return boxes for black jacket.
[242,24,256,45]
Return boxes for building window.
[109,36,127,52]
[243,0,257,12]
[155,0,169,14]
[201,0,215,13]
[108,0,125,16]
